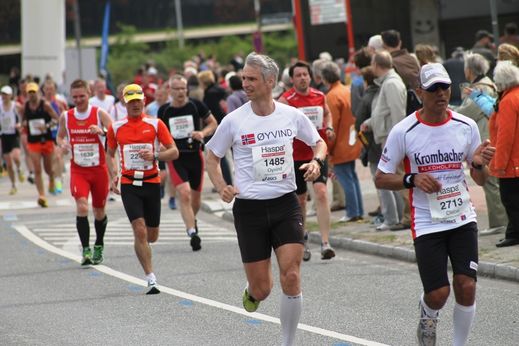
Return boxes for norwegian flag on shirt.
[241,133,256,145]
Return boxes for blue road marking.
[245,319,262,325]
[3,214,18,221]
[128,285,142,292]
[179,299,193,306]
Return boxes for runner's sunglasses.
[124,90,144,96]
[423,83,451,92]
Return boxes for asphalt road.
[1,192,518,346]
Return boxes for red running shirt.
[66,106,106,170]
[282,87,327,161]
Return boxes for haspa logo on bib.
[257,129,293,141]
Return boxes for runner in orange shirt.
[106,84,179,294]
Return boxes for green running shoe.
[81,247,92,266]
[92,245,104,265]
[55,180,63,194]
[242,288,260,313]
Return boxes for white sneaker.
[320,243,335,260]
[417,318,438,346]
[146,278,160,295]
[306,209,316,217]
[480,226,505,236]
[376,223,392,231]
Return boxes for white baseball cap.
[1,85,13,95]
[420,63,452,89]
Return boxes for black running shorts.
[121,183,161,227]
[168,150,204,192]
[294,159,328,195]
[1,134,20,154]
[232,192,304,263]
[414,222,479,294]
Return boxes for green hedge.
[106,24,297,86]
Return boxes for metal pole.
[175,0,185,49]
[254,0,261,31]
[253,0,263,53]
[489,0,499,44]
[72,0,83,78]
[292,0,306,60]
[344,0,355,59]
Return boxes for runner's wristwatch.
[312,157,324,168]
[403,173,416,188]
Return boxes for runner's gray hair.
[464,53,489,76]
[493,60,519,92]
[245,52,279,81]
[320,61,341,84]
[312,58,327,79]
[169,74,187,86]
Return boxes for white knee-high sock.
[453,302,475,346]
[280,292,302,346]
[420,293,439,318]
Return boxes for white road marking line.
[13,224,388,346]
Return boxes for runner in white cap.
[375,63,495,346]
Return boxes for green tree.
[107,23,150,84]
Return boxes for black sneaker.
[190,233,202,251]
[188,220,201,251]
[320,243,336,260]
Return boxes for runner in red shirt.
[57,79,113,266]
[106,84,179,294]
[279,61,336,260]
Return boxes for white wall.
[21,0,65,84]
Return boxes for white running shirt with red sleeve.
[378,110,481,239]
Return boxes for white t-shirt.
[378,110,481,238]
[89,95,115,114]
[110,102,127,121]
[206,101,322,200]
[0,102,19,135]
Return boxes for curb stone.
[202,200,519,283]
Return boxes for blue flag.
[99,0,111,74]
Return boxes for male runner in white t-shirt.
[89,79,115,114]
[206,53,327,346]
[375,63,495,346]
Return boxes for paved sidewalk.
[199,164,519,283]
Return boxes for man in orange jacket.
[321,61,363,222]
